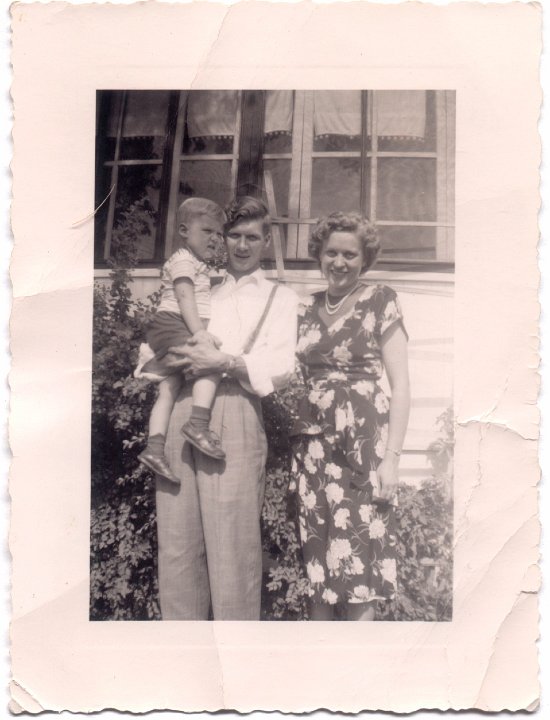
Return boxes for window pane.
[311,158,361,217]
[264,133,293,154]
[313,135,362,152]
[378,226,436,260]
[113,165,162,261]
[183,135,235,155]
[264,90,293,153]
[183,91,239,155]
[120,91,171,160]
[377,90,436,152]
[178,161,233,209]
[312,91,363,152]
[97,92,120,161]
[377,157,436,222]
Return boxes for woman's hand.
[375,453,399,502]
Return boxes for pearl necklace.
[324,284,360,315]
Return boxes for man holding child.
[152,196,299,621]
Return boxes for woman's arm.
[376,323,410,501]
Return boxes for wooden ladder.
[263,169,286,283]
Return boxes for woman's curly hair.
[309,211,380,272]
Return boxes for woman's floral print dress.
[291,283,407,606]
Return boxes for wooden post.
[264,170,286,283]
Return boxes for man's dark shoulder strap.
[242,284,279,355]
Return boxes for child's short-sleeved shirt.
[156,247,211,319]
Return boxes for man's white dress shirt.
[135,268,299,398]
[208,269,299,397]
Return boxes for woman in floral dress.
[291,212,410,620]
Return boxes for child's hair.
[224,196,271,236]
[177,197,226,227]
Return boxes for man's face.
[225,219,271,279]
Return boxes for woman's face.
[320,230,364,296]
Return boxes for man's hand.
[192,328,222,348]
[167,339,228,378]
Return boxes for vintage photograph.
[10,0,541,709]
[91,89,455,622]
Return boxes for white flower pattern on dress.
[335,407,348,433]
[332,342,353,365]
[325,462,343,479]
[380,301,399,334]
[326,538,352,572]
[307,424,322,434]
[353,379,375,396]
[307,561,326,584]
[375,439,386,459]
[308,439,325,460]
[292,285,403,605]
[325,482,344,505]
[374,392,389,414]
[334,508,350,529]
[359,504,374,524]
[317,390,335,411]
[380,558,397,586]
[368,518,387,540]
[322,588,338,604]
[362,311,376,333]
[327,371,347,382]
[296,326,322,353]
[304,454,316,474]
[353,585,374,602]
[329,315,347,334]
[303,491,317,510]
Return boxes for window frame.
[94,89,455,270]
[95,90,179,265]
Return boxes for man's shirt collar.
[220,267,266,289]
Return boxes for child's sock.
[187,406,211,431]
[146,433,166,456]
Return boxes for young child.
[138,197,226,483]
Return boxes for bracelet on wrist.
[224,355,237,376]
[385,447,401,457]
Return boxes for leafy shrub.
[90,200,161,621]
[260,377,309,620]
[378,407,454,621]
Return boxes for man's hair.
[224,196,271,235]
[177,197,226,227]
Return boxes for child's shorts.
[146,311,193,359]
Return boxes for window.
[264,90,455,264]
[95,90,176,263]
[95,90,455,268]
